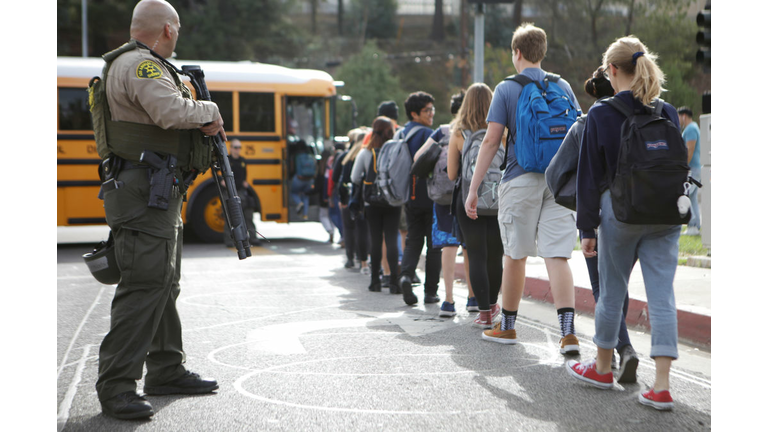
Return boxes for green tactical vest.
[87,41,211,176]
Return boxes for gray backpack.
[460,129,505,215]
[376,124,429,207]
[426,125,454,205]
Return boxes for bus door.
[285,96,328,223]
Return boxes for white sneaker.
[360,265,370,276]
[683,226,700,236]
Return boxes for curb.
[453,266,711,349]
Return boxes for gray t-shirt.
[486,67,581,183]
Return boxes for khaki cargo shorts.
[497,172,577,259]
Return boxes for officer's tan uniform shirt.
[107,45,219,130]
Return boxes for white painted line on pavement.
[57,286,106,381]
[57,344,93,432]
[233,353,494,415]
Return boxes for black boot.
[399,275,417,305]
[143,371,218,396]
[100,391,154,420]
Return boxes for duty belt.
[97,156,150,199]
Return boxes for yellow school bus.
[57,56,340,242]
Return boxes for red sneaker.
[565,359,613,389]
[638,389,674,411]
[473,310,493,329]
[490,303,501,320]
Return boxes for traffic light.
[696,4,711,69]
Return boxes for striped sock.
[501,309,517,331]
[557,307,575,337]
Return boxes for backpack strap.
[544,73,561,83]
[602,97,634,118]
[499,75,533,170]
[505,74,532,86]
[651,98,665,116]
[402,124,430,146]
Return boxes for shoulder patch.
[136,60,163,79]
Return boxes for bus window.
[239,92,275,132]
[59,88,92,131]
[210,91,233,132]
[286,97,325,154]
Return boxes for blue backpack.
[502,73,579,173]
[295,151,317,177]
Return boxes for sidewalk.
[453,253,711,349]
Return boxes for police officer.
[94,0,226,420]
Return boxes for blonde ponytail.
[603,36,666,106]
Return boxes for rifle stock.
[181,65,252,260]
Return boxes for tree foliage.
[334,41,407,132]
[57,0,708,125]
[350,0,398,41]
[57,0,304,61]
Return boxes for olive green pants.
[96,169,187,401]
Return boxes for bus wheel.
[188,185,225,243]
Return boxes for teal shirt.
[682,121,701,169]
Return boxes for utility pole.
[473,2,484,84]
[81,0,88,57]
[468,1,517,84]
[460,0,468,87]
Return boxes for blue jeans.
[329,195,343,237]
[290,176,313,217]
[688,166,701,229]
[594,191,680,359]
[583,235,632,351]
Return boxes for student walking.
[334,129,370,271]
[465,24,582,353]
[414,90,477,317]
[351,117,401,293]
[398,92,442,305]
[448,83,504,326]
[566,36,684,411]
[547,67,640,381]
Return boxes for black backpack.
[362,149,390,207]
[603,97,691,225]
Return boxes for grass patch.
[574,228,709,265]
[678,228,709,265]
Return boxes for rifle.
[180,65,252,260]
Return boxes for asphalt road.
[57,222,711,431]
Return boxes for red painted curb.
[454,265,710,348]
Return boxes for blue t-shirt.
[576,91,681,237]
[682,121,701,169]
[486,67,581,183]
[429,126,446,143]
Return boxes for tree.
[351,0,398,41]
[334,41,406,131]
[586,0,608,50]
[175,0,303,61]
[631,1,704,112]
[431,0,445,41]
[56,0,305,61]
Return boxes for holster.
[97,157,125,200]
[141,150,178,211]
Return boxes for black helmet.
[83,231,121,285]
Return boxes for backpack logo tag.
[645,140,668,151]
[549,125,567,135]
